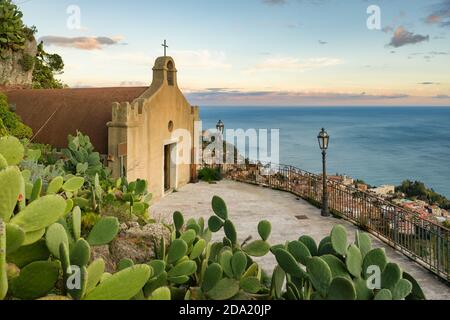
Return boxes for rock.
[90,245,116,273]
[109,223,171,266]
[0,39,37,88]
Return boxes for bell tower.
[152,56,178,87]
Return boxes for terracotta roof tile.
[2,87,147,154]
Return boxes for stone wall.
[0,39,37,88]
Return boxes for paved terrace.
[151,180,450,300]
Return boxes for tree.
[396,180,450,209]
[32,41,65,89]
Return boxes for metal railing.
[214,161,450,282]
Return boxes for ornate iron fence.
[219,161,450,282]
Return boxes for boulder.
[90,222,171,272]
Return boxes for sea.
[200,107,450,198]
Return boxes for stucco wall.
[108,56,199,201]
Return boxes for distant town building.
[328,175,354,186]
[357,183,368,192]
[370,185,396,197]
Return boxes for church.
[5,55,201,201]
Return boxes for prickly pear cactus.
[0,166,24,222]
[10,195,67,232]
[86,216,119,246]
[83,265,152,300]
[0,136,25,166]
[10,261,60,300]
[0,220,8,300]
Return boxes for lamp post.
[216,120,225,173]
[318,128,330,217]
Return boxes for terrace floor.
[150,180,450,300]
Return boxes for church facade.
[108,56,200,199]
[5,56,200,200]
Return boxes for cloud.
[186,88,409,104]
[434,94,450,99]
[425,0,450,28]
[262,0,287,5]
[408,51,449,60]
[388,27,429,48]
[318,40,328,45]
[262,0,329,5]
[119,81,148,87]
[246,56,342,73]
[418,82,440,85]
[38,36,125,50]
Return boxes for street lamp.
[318,128,330,217]
[216,120,225,135]
[216,120,225,172]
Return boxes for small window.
[168,121,174,132]
[167,61,174,86]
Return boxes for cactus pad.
[208,216,224,232]
[346,245,362,278]
[11,195,67,232]
[257,220,272,241]
[207,278,239,300]
[47,176,64,195]
[173,211,184,232]
[212,196,228,220]
[84,265,151,300]
[167,239,188,264]
[11,261,60,300]
[190,239,206,260]
[330,225,348,256]
[274,248,306,279]
[5,223,25,255]
[381,263,402,290]
[202,263,223,292]
[223,220,237,245]
[362,248,388,279]
[0,166,23,222]
[327,277,356,300]
[231,251,247,279]
[240,276,261,294]
[87,217,119,246]
[392,279,412,300]
[287,240,312,265]
[306,257,332,297]
[168,261,197,278]
[149,287,171,300]
[243,240,271,257]
[45,223,69,259]
[86,259,106,294]
[70,239,91,267]
[0,136,25,166]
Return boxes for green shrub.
[62,131,107,179]
[19,53,34,72]
[0,93,32,139]
[32,42,65,89]
[198,167,222,182]
[0,0,30,54]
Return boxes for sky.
[16,0,450,106]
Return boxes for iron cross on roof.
[162,40,168,57]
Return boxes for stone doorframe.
[162,138,178,196]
